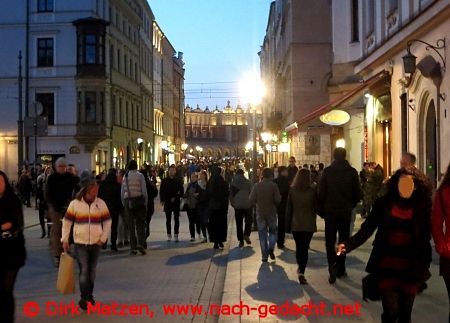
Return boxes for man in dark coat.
[98,169,122,251]
[318,148,361,284]
[273,166,290,249]
[287,156,299,184]
[140,166,158,243]
[160,165,184,242]
[45,158,79,266]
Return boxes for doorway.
[425,100,437,187]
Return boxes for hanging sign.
[319,110,351,126]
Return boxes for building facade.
[260,0,449,187]
[0,0,184,180]
[184,102,262,159]
[259,0,333,166]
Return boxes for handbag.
[362,273,380,302]
[56,252,75,294]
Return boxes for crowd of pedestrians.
[3,148,450,322]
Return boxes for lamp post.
[195,145,203,159]
[137,138,143,167]
[240,72,265,184]
[181,143,188,160]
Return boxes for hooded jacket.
[230,174,252,210]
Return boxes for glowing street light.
[240,71,266,184]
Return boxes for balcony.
[75,123,109,152]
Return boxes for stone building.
[184,101,262,159]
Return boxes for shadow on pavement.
[245,263,303,321]
[165,248,214,266]
[227,246,255,262]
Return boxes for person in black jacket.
[337,168,431,323]
[140,166,158,243]
[45,158,79,267]
[318,148,361,284]
[98,169,122,251]
[207,166,230,249]
[273,166,290,249]
[0,170,26,323]
[287,156,299,184]
[160,165,184,242]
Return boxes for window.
[35,93,54,125]
[37,38,54,67]
[38,0,53,12]
[124,54,127,76]
[351,0,359,42]
[117,49,121,71]
[387,0,398,14]
[109,44,114,69]
[85,35,97,64]
[85,92,97,123]
[119,97,123,126]
[367,0,375,35]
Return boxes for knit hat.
[79,170,96,188]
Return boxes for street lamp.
[195,145,203,159]
[137,138,144,167]
[181,143,188,160]
[240,72,265,183]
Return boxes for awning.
[297,71,390,126]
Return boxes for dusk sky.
[149,0,272,110]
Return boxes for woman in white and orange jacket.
[61,170,111,310]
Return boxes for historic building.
[259,0,333,166]
[184,101,262,159]
[0,0,184,180]
[260,0,449,187]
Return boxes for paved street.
[15,204,448,322]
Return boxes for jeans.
[0,268,19,323]
[379,279,417,323]
[325,215,351,275]
[292,231,314,274]
[110,212,119,247]
[197,206,208,238]
[75,244,100,300]
[118,212,129,243]
[234,208,252,242]
[165,210,180,235]
[256,214,277,260]
[277,206,286,246]
[125,204,147,250]
[186,208,198,238]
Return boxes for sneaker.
[79,298,88,311]
[269,249,275,260]
[174,234,179,243]
[190,237,195,242]
[219,242,224,249]
[213,243,219,249]
[244,235,251,245]
[298,274,308,285]
[137,246,146,255]
[167,234,172,242]
[238,241,244,248]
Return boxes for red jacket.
[432,187,450,258]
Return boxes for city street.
[15,202,448,323]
